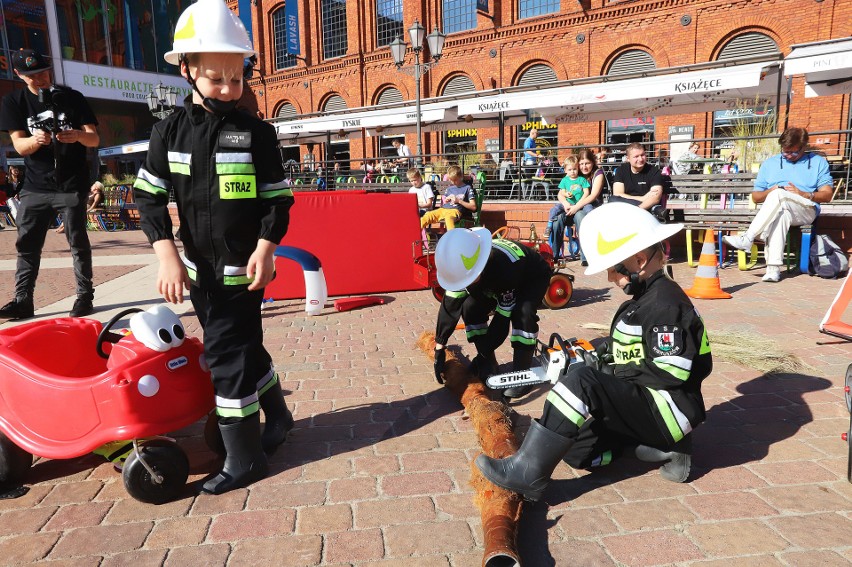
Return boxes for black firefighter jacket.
[133,100,294,289]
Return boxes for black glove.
[434,348,446,384]
[594,342,615,374]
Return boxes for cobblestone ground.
[0,227,850,566]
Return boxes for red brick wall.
[249,0,850,161]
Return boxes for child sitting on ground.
[544,155,590,259]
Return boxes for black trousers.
[14,191,93,300]
[541,365,672,467]
[190,285,273,418]
[462,273,550,357]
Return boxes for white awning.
[456,60,780,123]
[274,100,456,141]
[98,140,150,157]
[784,37,852,97]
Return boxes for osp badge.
[651,325,682,356]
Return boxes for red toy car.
[0,306,214,504]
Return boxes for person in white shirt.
[407,168,435,216]
[392,139,411,168]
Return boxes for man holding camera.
[0,49,100,319]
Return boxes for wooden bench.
[666,173,811,272]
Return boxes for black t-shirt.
[613,162,663,197]
[0,86,97,193]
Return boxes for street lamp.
[146,83,178,120]
[390,20,446,166]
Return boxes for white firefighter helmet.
[435,227,493,291]
[164,0,255,65]
[579,202,682,275]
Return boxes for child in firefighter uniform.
[432,228,553,399]
[133,0,295,494]
[477,202,712,501]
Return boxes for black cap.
[11,49,52,76]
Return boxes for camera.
[38,86,68,107]
[35,87,71,132]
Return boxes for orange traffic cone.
[685,230,732,299]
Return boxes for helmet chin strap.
[613,246,659,296]
[182,55,238,115]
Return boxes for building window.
[1,0,49,79]
[376,0,402,48]
[52,0,189,72]
[322,0,347,59]
[442,0,476,35]
[273,7,297,69]
[607,49,656,76]
[278,102,297,119]
[376,87,402,105]
[518,0,559,20]
[717,32,779,61]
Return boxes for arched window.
[376,87,403,105]
[441,75,476,96]
[519,0,559,20]
[607,49,656,76]
[717,32,779,60]
[323,95,348,112]
[443,0,476,34]
[272,7,297,70]
[517,64,557,86]
[277,102,297,119]
[322,0,348,59]
[376,0,403,47]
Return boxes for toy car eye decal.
[173,325,185,341]
[158,328,173,344]
[138,375,160,397]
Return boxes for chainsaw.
[485,333,597,390]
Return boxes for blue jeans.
[572,204,595,262]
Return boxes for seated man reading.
[420,165,476,230]
[722,127,833,283]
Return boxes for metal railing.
[287,130,852,202]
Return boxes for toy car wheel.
[544,273,573,310]
[122,439,189,505]
[845,363,851,414]
[204,413,225,457]
[847,419,851,483]
[0,432,33,487]
[431,285,445,303]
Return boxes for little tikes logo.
[597,232,637,255]
[167,356,188,370]
[461,245,481,270]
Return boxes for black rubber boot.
[475,419,574,502]
[259,380,294,455]
[469,350,498,382]
[201,414,269,494]
[503,348,535,399]
[635,434,692,483]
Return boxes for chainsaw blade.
[485,366,549,390]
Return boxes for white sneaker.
[722,234,753,251]
[762,266,781,282]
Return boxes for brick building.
[243,0,851,166]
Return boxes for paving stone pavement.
[0,227,850,566]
